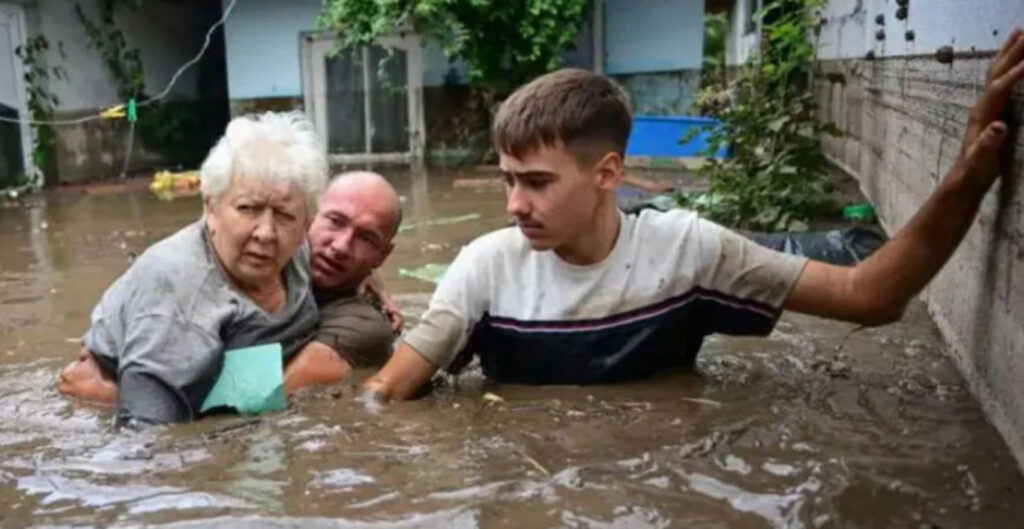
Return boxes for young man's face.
[499,142,618,253]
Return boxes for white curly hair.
[200,111,327,216]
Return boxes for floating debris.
[482,392,505,404]
[150,170,200,200]
[398,263,450,285]
[398,213,482,233]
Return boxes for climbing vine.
[75,1,204,163]
[75,2,145,101]
[14,36,67,186]
[684,0,840,232]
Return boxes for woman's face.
[204,175,310,290]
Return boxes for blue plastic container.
[625,115,728,158]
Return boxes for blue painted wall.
[604,0,705,74]
[222,0,320,99]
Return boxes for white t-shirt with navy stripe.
[403,208,808,383]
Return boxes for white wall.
[728,0,1024,64]
[817,0,1023,60]
[34,0,204,111]
[725,0,758,65]
[811,0,1024,472]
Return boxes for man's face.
[500,143,614,253]
[308,184,394,290]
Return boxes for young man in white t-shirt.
[365,30,1024,400]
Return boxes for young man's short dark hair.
[492,68,634,166]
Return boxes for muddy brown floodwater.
[0,169,1022,528]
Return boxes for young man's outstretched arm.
[786,28,1024,323]
[361,343,438,401]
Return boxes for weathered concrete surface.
[816,53,1024,471]
[612,69,703,115]
[52,110,165,184]
[228,97,303,119]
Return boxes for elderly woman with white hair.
[58,112,326,426]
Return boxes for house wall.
[728,0,1024,472]
[37,0,204,110]
[222,0,317,109]
[222,0,465,118]
[604,0,705,115]
[222,0,708,125]
[16,0,220,183]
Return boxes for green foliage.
[14,36,67,186]
[684,0,839,232]
[700,12,728,90]
[135,101,206,162]
[318,0,591,95]
[75,2,145,100]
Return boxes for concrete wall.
[604,0,705,116]
[11,0,221,183]
[613,70,702,115]
[727,0,1016,64]
[804,0,1024,471]
[34,0,205,110]
[604,0,704,74]
[817,0,1018,60]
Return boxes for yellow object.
[150,170,200,200]
[100,104,126,119]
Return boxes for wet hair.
[200,111,328,215]
[492,68,633,166]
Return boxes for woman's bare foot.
[58,347,116,407]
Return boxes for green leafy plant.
[14,36,67,186]
[684,0,840,232]
[700,13,728,91]
[319,0,590,162]
[319,0,592,95]
[76,2,145,101]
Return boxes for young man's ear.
[594,151,624,191]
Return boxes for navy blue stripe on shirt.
[451,287,783,384]
[486,286,779,333]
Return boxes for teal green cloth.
[200,343,286,415]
